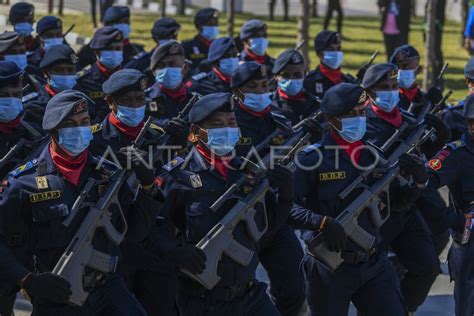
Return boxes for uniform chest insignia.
[163,156,185,172]
[29,190,62,203]
[316,83,323,94]
[243,185,253,194]
[91,123,102,134]
[9,159,39,178]
[271,135,285,145]
[427,159,442,171]
[237,137,252,145]
[35,176,49,189]
[190,174,202,188]
[319,171,346,181]
[88,91,105,99]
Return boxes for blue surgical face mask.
[322,51,343,69]
[249,38,269,56]
[0,97,23,122]
[99,50,123,69]
[14,22,33,36]
[155,67,183,89]
[58,126,93,156]
[374,90,400,112]
[397,69,417,89]
[4,54,27,70]
[43,37,64,50]
[201,26,219,41]
[335,116,367,143]
[114,23,131,39]
[116,105,146,127]
[219,57,239,76]
[241,92,272,112]
[278,78,303,96]
[49,75,77,92]
[206,127,241,156]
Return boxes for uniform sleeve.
[426,147,461,190]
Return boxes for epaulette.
[191,72,208,81]
[302,143,321,154]
[9,159,39,178]
[447,100,464,110]
[91,123,102,134]
[163,156,185,173]
[446,139,465,151]
[22,92,38,103]
[150,123,164,133]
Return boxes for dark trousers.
[259,224,306,316]
[302,253,408,316]
[448,238,474,316]
[31,275,146,316]
[0,294,15,316]
[269,0,289,21]
[380,209,440,312]
[323,0,343,34]
[383,34,404,61]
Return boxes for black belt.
[341,248,376,264]
[178,278,256,301]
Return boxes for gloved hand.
[399,153,428,185]
[424,113,450,147]
[302,117,324,143]
[21,272,72,303]
[118,147,155,186]
[267,163,294,201]
[426,87,443,105]
[166,245,207,274]
[322,217,347,252]
[164,117,189,148]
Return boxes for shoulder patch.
[9,159,39,178]
[77,65,91,78]
[91,123,102,134]
[163,156,185,172]
[446,139,465,151]
[88,91,105,99]
[192,72,208,81]
[22,92,38,103]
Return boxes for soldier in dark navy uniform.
[191,37,239,96]
[0,90,165,315]
[239,19,274,80]
[160,92,293,316]
[8,2,39,52]
[23,44,78,126]
[75,26,124,122]
[272,49,319,125]
[182,7,220,73]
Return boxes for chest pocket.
[32,201,71,250]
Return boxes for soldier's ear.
[188,123,200,143]
[105,95,117,112]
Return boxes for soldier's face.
[40,28,63,39]
[368,76,399,99]
[200,17,219,29]
[277,63,305,80]
[156,55,185,70]
[0,80,22,99]
[238,78,270,95]
[47,62,77,76]
[328,104,366,131]
[192,111,238,143]
[57,111,91,130]
[397,57,421,74]
[110,90,146,112]
[1,42,26,57]
[15,16,34,24]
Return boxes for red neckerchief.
[123,39,130,47]
[331,130,363,165]
[0,117,21,135]
[109,112,144,139]
[400,85,420,103]
[277,87,306,102]
[24,36,35,51]
[196,144,232,180]
[319,63,342,85]
[44,84,58,97]
[49,143,88,186]
[213,67,231,84]
[160,83,187,104]
[238,101,271,118]
[244,47,267,64]
[197,34,212,48]
[370,102,402,128]
[96,61,120,78]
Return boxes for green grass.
[48,12,469,101]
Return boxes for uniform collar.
[319,64,342,84]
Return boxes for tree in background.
[423,0,438,90]
[178,0,186,16]
[297,0,310,69]
[227,0,235,37]
[161,0,166,17]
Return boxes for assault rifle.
[52,119,153,306]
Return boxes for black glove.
[302,118,324,143]
[322,217,347,252]
[399,153,428,185]
[424,113,450,146]
[22,272,72,303]
[267,164,294,201]
[166,245,207,274]
[118,147,155,186]
[449,212,467,232]
[164,117,189,148]
[426,87,443,105]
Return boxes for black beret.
[43,90,90,130]
[465,56,474,80]
[389,45,420,64]
[362,63,398,89]
[207,37,235,63]
[464,94,474,119]
[150,40,184,71]
[314,30,340,52]
[151,17,181,39]
[40,44,78,69]
[230,61,267,89]
[0,60,23,85]
[0,31,21,53]
[103,69,146,96]
[9,2,34,24]
[273,49,304,75]
[321,83,368,116]
[194,7,219,26]
[89,26,123,50]
[189,92,232,123]
[37,16,62,35]
[103,6,130,24]
[240,19,266,40]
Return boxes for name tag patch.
[319,171,346,181]
[29,190,62,203]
